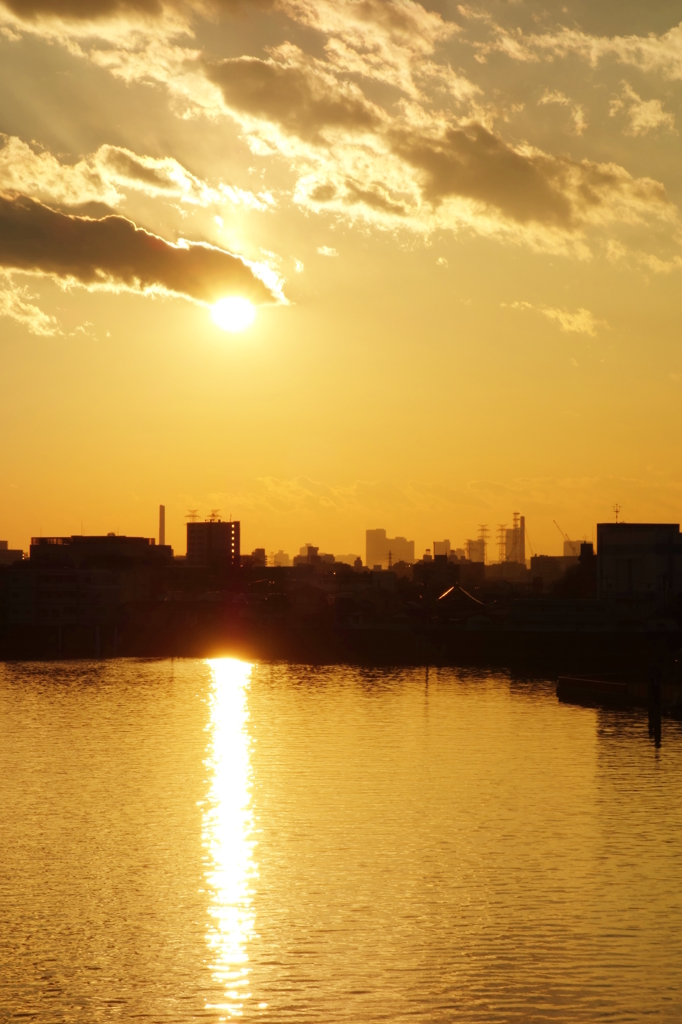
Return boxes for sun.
[211,296,256,332]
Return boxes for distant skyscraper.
[433,540,451,557]
[366,529,415,569]
[466,538,486,563]
[159,505,165,547]
[505,513,525,565]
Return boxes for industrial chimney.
[159,504,166,547]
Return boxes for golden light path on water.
[203,658,260,1018]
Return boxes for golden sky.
[2,0,682,558]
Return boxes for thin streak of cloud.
[507,300,604,335]
[469,17,682,83]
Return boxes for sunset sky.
[2,0,682,559]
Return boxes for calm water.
[1,660,682,1023]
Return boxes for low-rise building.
[0,541,23,566]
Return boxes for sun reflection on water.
[204,658,257,1017]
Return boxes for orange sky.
[2,0,682,560]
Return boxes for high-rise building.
[186,519,240,569]
[366,529,415,569]
[433,540,451,557]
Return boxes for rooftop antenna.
[186,509,199,522]
[614,504,621,523]
[208,509,221,522]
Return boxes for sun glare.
[204,657,257,1016]
[212,296,256,333]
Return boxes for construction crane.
[554,520,581,556]
[553,520,571,543]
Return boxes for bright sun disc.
[212,297,256,333]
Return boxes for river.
[1,658,681,1022]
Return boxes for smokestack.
[159,505,166,547]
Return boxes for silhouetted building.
[0,541,23,566]
[366,529,414,570]
[597,522,682,603]
[251,548,266,567]
[433,540,451,557]
[466,538,485,563]
[159,505,165,547]
[335,553,361,566]
[30,534,173,566]
[530,554,579,587]
[563,539,581,557]
[294,544,320,566]
[271,550,291,567]
[505,513,525,565]
[486,561,530,584]
[186,519,239,569]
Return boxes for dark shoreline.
[2,620,680,675]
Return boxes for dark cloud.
[0,193,276,303]
[207,55,381,141]
[100,148,173,189]
[0,0,164,17]
[344,180,407,215]
[392,123,573,227]
[0,0,274,20]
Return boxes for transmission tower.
[497,525,507,563]
[478,524,489,564]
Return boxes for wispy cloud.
[507,300,604,335]
[538,90,587,135]
[0,271,59,335]
[609,82,676,136]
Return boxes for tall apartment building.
[366,529,415,569]
[186,519,240,569]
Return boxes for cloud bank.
[1,0,681,269]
